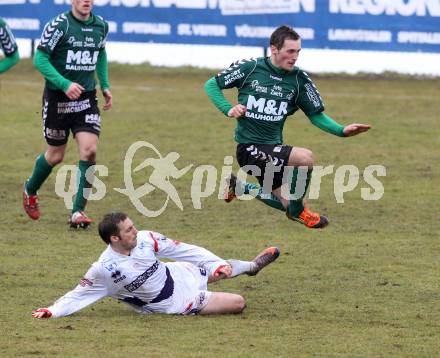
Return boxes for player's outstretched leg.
[227,247,280,277]
[223,174,285,211]
[246,247,280,276]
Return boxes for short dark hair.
[98,212,128,244]
[270,25,300,50]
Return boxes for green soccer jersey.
[215,57,325,144]
[0,17,18,56]
[37,11,108,91]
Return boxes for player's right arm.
[33,50,83,99]
[205,58,256,118]
[34,13,84,99]
[32,263,109,319]
[204,77,233,116]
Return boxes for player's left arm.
[96,49,112,110]
[341,122,371,136]
[147,231,231,277]
[96,20,112,110]
[308,112,371,137]
[296,70,370,137]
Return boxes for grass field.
[0,60,439,357]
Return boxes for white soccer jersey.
[48,231,228,317]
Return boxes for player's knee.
[45,151,64,166]
[295,148,314,168]
[81,145,97,161]
[232,295,246,313]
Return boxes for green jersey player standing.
[22,0,113,228]
[0,17,19,74]
[205,25,371,229]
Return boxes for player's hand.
[65,83,84,100]
[343,123,371,137]
[32,308,53,319]
[102,89,113,110]
[227,104,246,119]
[214,264,232,278]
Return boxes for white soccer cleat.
[69,211,92,229]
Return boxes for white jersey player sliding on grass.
[32,212,280,318]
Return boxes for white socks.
[227,259,257,277]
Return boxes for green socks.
[286,167,313,218]
[26,154,53,194]
[257,193,285,211]
[72,160,95,213]
[239,181,285,212]
[239,167,313,218]
[26,156,96,214]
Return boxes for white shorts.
[144,262,212,315]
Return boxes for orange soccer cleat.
[287,207,329,229]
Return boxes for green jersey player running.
[0,17,20,74]
[22,0,112,228]
[205,25,370,229]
